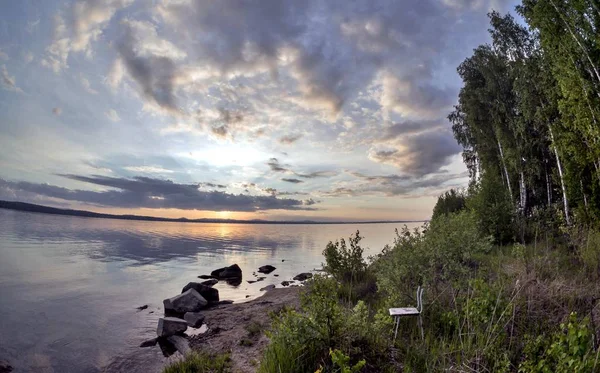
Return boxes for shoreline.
[187,287,301,372]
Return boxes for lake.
[0,208,422,372]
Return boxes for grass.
[162,352,232,373]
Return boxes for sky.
[0,0,519,222]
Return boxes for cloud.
[0,175,315,212]
[320,170,468,197]
[279,134,302,144]
[267,158,288,172]
[1,65,23,93]
[282,178,304,184]
[116,20,180,114]
[79,75,98,94]
[52,107,62,116]
[369,130,462,176]
[42,0,135,73]
[123,165,173,174]
[0,49,8,60]
[295,171,337,179]
[105,109,121,122]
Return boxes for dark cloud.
[381,120,443,139]
[295,171,337,179]
[0,175,315,212]
[281,178,304,184]
[267,158,288,172]
[199,182,226,189]
[370,130,461,176]
[211,125,228,138]
[279,134,302,144]
[116,21,179,113]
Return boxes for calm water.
[0,209,421,372]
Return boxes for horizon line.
[0,200,428,225]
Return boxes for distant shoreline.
[0,200,425,225]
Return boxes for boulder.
[211,264,242,279]
[181,282,219,303]
[164,289,208,313]
[200,279,218,287]
[136,304,148,310]
[167,335,191,355]
[0,360,12,373]
[293,272,313,281]
[258,265,276,274]
[198,275,213,279]
[225,277,242,286]
[281,281,292,287]
[184,312,205,328]
[260,284,276,291]
[274,274,279,277]
[157,317,188,337]
[139,337,159,348]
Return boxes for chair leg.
[418,314,424,341]
[393,317,400,342]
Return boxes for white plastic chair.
[389,286,424,341]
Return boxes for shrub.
[374,211,492,306]
[519,313,598,373]
[162,352,231,373]
[323,231,368,283]
[431,188,467,221]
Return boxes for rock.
[0,360,12,373]
[258,265,276,274]
[139,337,159,348]
[225,277,242,286]
[247,280,256,284]
[210,264,242,279]
[281,281,291,287]
[256,277,266,282]
[274,274,279,277]
[157,317,188,337]
[181,282,219,303]
[164,289,208,313]
[200,279,218,287]
[293,272,313,281]
[282,259,285,262]
[198,275,213,279]
[136,304,148,311]
[245,295,250,298]
[260,284,276,291]
[217,300,234,305]
[167,335,191,355]
[184,312,205,328]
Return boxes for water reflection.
[0,209,422,373]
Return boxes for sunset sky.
[0,0,518,222]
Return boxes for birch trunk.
[549,126,571,225]
[545,168,552,206]
[519,171,527,212]
[497,139,513,202]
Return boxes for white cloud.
[0,49,8,61]
[105,109,121,121]
[123,165,174,173]
[80,75,98,94]
[1,65,23,93]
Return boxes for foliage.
[431,189,467,221]
[323,231,368,283]
[467,173,516,244]
[374,211,492,306]
[162,352,231,373]
[519,313,598,373]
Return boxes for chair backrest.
[416,286,424,313]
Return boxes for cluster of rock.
[140,262,314,356]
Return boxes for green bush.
[519,313,598,373]
[162,352,231,373]
[374,211,492,306]
[323,231,368,283]
[431,188,467,221]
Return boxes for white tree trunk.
[519,171,527,212]
[580,179,589,209]
[546,168,552,206]
[549,126,571,225]
[497,139,513,202]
